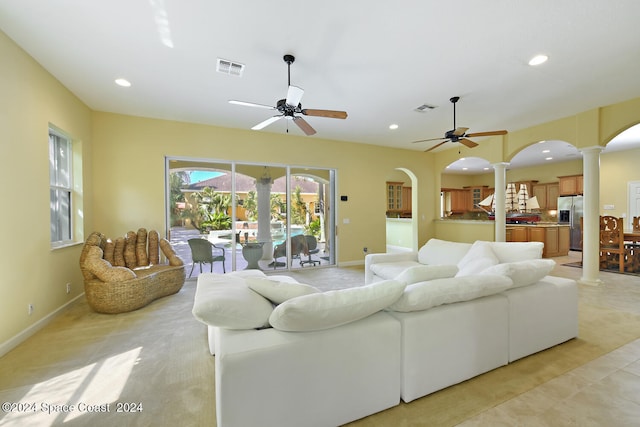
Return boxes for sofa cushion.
[386,275,513,312]
[487,241,544,263]
[481,259,556,288]
[395,264,459,284]
[417,239,472,266]
[269,280,406,332]
[456,241,499,277]
[247,277,320,304]
[370,261,422,280]
[192,273,274,330]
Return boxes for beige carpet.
[1,265,639,426]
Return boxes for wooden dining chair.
[599,216,632,273]
[630,217,640,271]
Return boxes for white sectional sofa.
[192,239,578,426]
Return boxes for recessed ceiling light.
[542,149,550,153]
[389,124,399,130]
[115,78,131,87]
[545,157,553,161]
[462,167,468,171]
[529,54,548,66]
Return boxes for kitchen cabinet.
[558,175,583,196]
[531,182,560,209]
[402,186,412,213]
[386,182,403,212]
[547,183,559,209]
[506,226,528,242]
[386,182,412,217]
[507,225,570,257]
[450,189,470,213]
[464,186,490,211]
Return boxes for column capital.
[579,146,605,155]
[491,162,510,170]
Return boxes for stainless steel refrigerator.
[558,195,584,251]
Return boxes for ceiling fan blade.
[411,137,446,144]
[286,85,304,107]
[302,109,348,119]
[424,141,448,152]
[252,115,283,130]
[466,130,508,137]
[459,138,479,148]
[452,127,469,137]
[229,100,276,110]
[292,116,317,136]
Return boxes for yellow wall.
[600,148,640,219]
[90,112,439,263]
[0,30,92,348]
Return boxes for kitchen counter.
[506,223,570,227]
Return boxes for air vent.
[414,103,437,113]
[216,58,245,77]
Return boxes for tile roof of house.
[186,173,319,194]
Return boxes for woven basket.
[80,229,186,314]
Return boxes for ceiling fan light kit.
[411,96,507,152]
[229,54,348,136]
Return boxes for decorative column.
[256,178,273,260]
[492,162,509,242]
[580,146,604,286]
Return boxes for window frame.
[49,127,74,247]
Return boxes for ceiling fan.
[412,96,507,152]
[229,54,348,136]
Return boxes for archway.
[385,168,418,252]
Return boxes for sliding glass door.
[166,158,336,277]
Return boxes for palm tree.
[291,186,307,225]
[243,190,258,221]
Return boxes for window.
[49,128,73,246]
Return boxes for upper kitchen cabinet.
[464,185,490,211]
[558,175,583,196]
[531,182,560,209]
[386,181,412,217]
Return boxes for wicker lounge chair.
[79,228,186,314]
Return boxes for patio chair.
[188,238,226,277]
[272,234,308,269]
[300,235,321,267]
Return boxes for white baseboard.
[338,260,365,267]
[0,294,84,358]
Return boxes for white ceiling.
[2,0,640,167]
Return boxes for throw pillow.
[192,274,274,330]
[480,259,556,288]
[395,264,459,284]
[269,280,406,332]
[488,241,544,263]
[456,241,499,277]
[247,277,320,304]
[386,275,513,312]
[417,239,472,265]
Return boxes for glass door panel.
[168,158,336,275]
